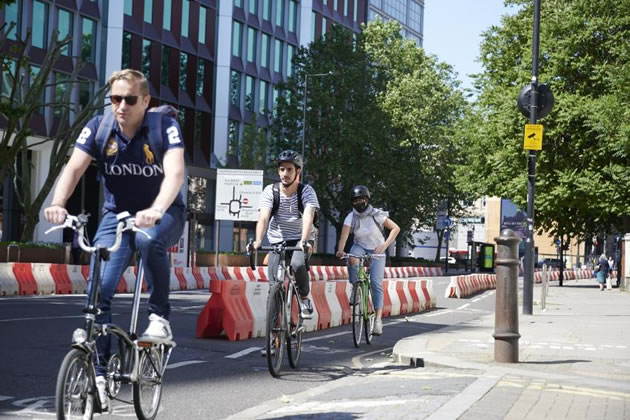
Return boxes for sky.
[422,0,517,92]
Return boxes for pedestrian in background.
[595,253,610,291]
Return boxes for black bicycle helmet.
[351,185,371,202]
[276,149,303,169]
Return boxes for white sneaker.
[141,314,173,343]
[300,298,314,319]
[95,375,108,411]
[373,318,383,335]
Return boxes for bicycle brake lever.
[132,226,152,240]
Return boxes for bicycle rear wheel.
[286,283,303,368]
[352,283,364,348]
[133,346,163,420]
[266,282,286,377]
[55,348,95,420]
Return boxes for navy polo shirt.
[74,113,185,214]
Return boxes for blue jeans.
[347,244,385,310]
[90,205,185,370]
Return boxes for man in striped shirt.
[252,150,320,318]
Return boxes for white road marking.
[166,360,206,369]
[225,347,262,359]
[0,395,14,402]
[425,310,453,317]
[457,303,471,310]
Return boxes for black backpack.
[271,182,320,229]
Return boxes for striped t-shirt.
[258,183,320,243]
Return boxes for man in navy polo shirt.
[44,69,185,398]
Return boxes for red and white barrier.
[0,263,18,295]
[31,263,56,295]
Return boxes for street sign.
[524,124,543,150]
[517,84,555,119]
[215,169,263,221]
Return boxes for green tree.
[271,21,467,253]
[457,0,630,246]
[239,114,268,170]
[1,28,108,241]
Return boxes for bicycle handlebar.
[45,212,152,254]
[246,239,305,270]
[340,253,386,260]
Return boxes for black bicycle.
[47,213,175,420]
[248,240,306,377]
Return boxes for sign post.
[214,169,263,266]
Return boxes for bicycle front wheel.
[286,284,303,369]
[133,346,163,420]
[364,281,375,344]
[55,348,95,420]
[266,282,286,377]
[352,283,364,348]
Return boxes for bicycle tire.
[55,348,96,420]
[133,346,163,420]
[266,282,286,377]
[363,280,375,344]
[352,283,364,348]
[286,282,303,368]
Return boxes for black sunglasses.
[109,95,139,106]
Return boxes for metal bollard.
[493,229,521,363]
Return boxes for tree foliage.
[456,0,630,243]
[0,26,108,241]
[270,21,467,252]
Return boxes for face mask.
[352,202,368,213]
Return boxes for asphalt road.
[0,276,495,419]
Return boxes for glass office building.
[367,0,423,46]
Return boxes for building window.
[161,45,170,86]
[142,39,151,78]
[247,27,256,63]
[288,1,296,33]
[230,71,240,106]
[273,39,282,74]
[79,80,93,110]
[144,0,153,23]
[81,17,96,63]
[32,1,48,49]
[234,0,243,8]
[199,6,207,44]
[181,0,190,38]
[344,0,348,16]
[275,0,283,27]
[248,0,256,15]
[163,0,172,30]
[245,75,254,112]
[194,111,203,149]
[354,0,358,21]
[287,45,295,77]
[197,59,205,96]
[228,120,239,154]
[272,86,279,116]
[5,1,20,40]
[58,9,73,56]
[54,72,69,119]
[122,31,131,69]
[259,80,268,113]
[263,0,271,21]
[124,0,133,16]
[232,21,242,57]
[179,52,188,91]
[322,17,327,36]
[261,33,270,69]
[1,59,16,100]
[311,12,315,42]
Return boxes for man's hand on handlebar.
[44,204,68,225]
[135,207,163,228]
[336,250,345,259]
